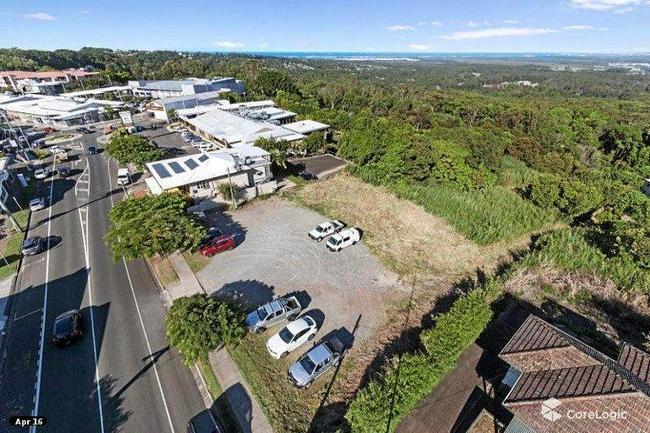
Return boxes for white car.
[50,145,66,154]
[326,228,361,252]
[308,220,346,242]
[29,197,46,211]
[34,168,49,180]
[266,316,318,359]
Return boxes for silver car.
[288,336,346,388]
[29,197,46,211]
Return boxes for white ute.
[266,316,318,359]
[308,220,345,242]
[325,228,361,252]
[116,168,131,186]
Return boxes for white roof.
[63,85,131,97]
[284,120,330,134]
[0,94,122,118]
[176,104,226,117]
[145,147,270,191]
[219,100,276,111]
[186,109,304,146]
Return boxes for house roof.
[505,364,635,403]
[500,315,570,355]
[0,69,97,80]
[618,344,650,386]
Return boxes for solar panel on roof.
[168,161,185,174]
[184,159,199,170]
[152,163,171,178]
[198,154,209,162]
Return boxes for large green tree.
[105,193,205,260]
[166,294,244,365]
[106,133,165,168]
[255,137,290,173]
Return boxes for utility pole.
[226,167,237,209]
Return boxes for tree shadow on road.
[94,374,131,433]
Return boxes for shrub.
[166,294,244,365]
[106,134,165,168]
[346,286,497,433]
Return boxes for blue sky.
[1,0,649,53]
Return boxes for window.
[195,181,210,189]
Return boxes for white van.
[116,168,131,186]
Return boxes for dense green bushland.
[346,283,499,433]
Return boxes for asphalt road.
[0,131,206,433]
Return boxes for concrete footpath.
[167,252,273,433]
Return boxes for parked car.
[200,227,223,246]
[308,220,346,242]
[116,168,131,186]
[58,166,72,178]
[186,409,225,433]
[88,145,98,155]
[76,127,92,134]
[29,197,46,211]
[34,168,49,180]
[326,228,361,252]
[288,336,346,388]
[298,171,317,181]
[266,316,318,359]
[199,235,236,257]
[42,127,58,134]
[21,236,45,256]
[246,296,302,333]
[52,310,83,347]
[50,145,66,154]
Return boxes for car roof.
[307,342,333,364]
[286,316,312,333]
[117,168,129,175]
[29,197,43,203]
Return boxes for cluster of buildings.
[0,93,123,126]
[0,68,98,95]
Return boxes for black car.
[58,166,71,178]
[88,145,98,155]
[52,310,83,347]
[21,236,45,256]
[298,171,318,181]
[76,127,92,134]
[200,227,224,246]
[186,409,225,433]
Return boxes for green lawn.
[0,231,24,280]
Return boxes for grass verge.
[0,231,24,280]
[183,251,211,273]
[148,255,179,286]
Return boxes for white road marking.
[75,161,106,433]
[30,159,56,433]
[14,308,42,322]
[106,157,176,433]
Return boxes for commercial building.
[145,91,228,121]
[182,108,305,147]
[0,69,98,94]
[128,77,244,99]
[0,94,123,126]
[499,315,650,433]
[144,146,275,200]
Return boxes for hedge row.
[345,284,498,433]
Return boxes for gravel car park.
[196,199,398,347]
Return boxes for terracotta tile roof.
[0,69,97,79]
[618,344,650,386]
[500,315,569,355]
[505,364,635,403]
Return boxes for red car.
[42,127,58,134]
[199,235,236,257]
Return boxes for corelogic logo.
[541,398,562,422]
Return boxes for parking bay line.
[14,308,43,322]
